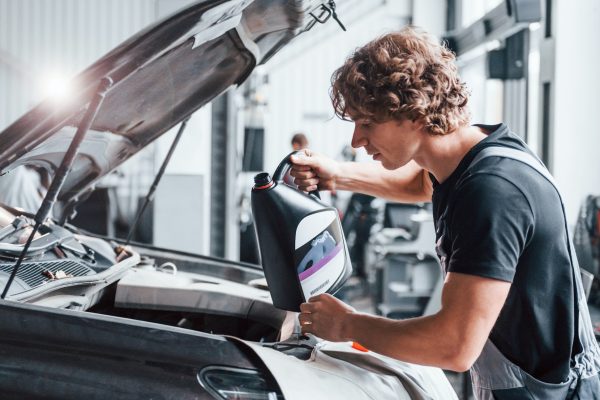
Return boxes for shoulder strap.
[468,146,556,190]
[440,146,547,224]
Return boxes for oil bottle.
[251,151,352,311]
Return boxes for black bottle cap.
[253,172,273,189]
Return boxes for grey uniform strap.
[469,146,556,191]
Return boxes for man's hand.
[299,293,357,341]
[290,149,341,192]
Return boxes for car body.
[0,1,457,399]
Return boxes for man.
[290,26,600,399]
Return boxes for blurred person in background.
[291,132,309,151]
[284,133,309,187]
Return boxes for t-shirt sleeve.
[447,174,534,282]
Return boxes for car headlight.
[198,366,284,400]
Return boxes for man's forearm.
[335,161,432,203]
[301,275,508,372]
[343,312,469,371]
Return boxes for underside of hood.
[0,0,327,211]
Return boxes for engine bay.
[0,205,290,343]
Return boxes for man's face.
[351,118,423,170]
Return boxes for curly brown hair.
[331,26,470,135]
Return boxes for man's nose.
[351,126,368,149]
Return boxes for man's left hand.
[299,293,357,341]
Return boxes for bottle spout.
[253,172,274,190]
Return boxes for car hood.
[0,0,326,209]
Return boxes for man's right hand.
[289,149,340,192]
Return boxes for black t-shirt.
[431,123,576,383]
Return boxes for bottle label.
[294,210,348,299]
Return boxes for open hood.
[0,0,329,211]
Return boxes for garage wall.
[0,0,156,129]
[552,0,600,224]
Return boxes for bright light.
[39,72,73,103]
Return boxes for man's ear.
[411,118,426,131]
[411,119,431,136]
[396,117,424,132]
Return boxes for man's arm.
[300,272,510,372]
[290,151,432,203]
[335,160,432,203]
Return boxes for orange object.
[351,342,369,352]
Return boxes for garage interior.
[0,0,599,399]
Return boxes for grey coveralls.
[462,147,600,399]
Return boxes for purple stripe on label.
[299,243,343,281]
